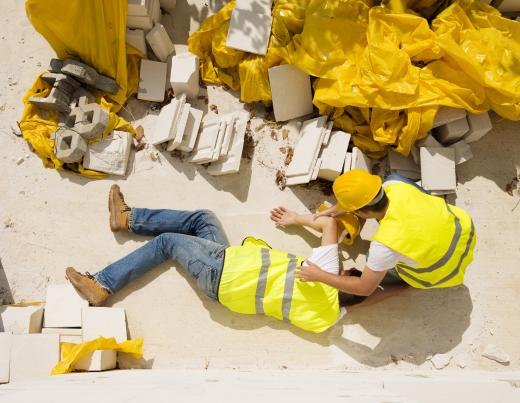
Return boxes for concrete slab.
[9,334,59,382]
[43,284,88,328]
[146,23,175,62]
[236,0,273,14]
[138,59,168,102]
[420,147,456,192]
[0,306,44,334]
[166,101,191,151]
[211,120,228,161]
[187,119,220,163]
[343,151,352,173]
[61,59,98,86]
[226,9,272,56]
[388,150,420,179]
[149,99,182,145]
[75,350,117,372]
[268,64,313,122]
[434,118,469,145]
[318,130,350,182]
[177,107,203,152]
[126,29,147,55]
[83,131,133,176]
[351,147,372,172]
[464,112,492,143]
[81,307,127,343]
[0,332,11,383]
[170,52,200,99]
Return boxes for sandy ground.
[1,0,520,373]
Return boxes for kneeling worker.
[299,170,476,295]
[66,186,378,334]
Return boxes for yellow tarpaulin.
[189,0,520,157]
[21,0,141,177]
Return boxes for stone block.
[61,59,99,86]
[188,119,221,163]
[318,130,351,182]
[236,0,273,14]
[28,88,71,113]
[128,0,149,16]
[149,97,185,145]
[211,119,228,161]
[54,129,88,163]
[10,334,59,382]
[94,75,119,94]
[343,152,352,173]
[75,350,117,372]
[432,107,467,128]
[43,284,88,328]
[127,14,153,30]
[449,140,473,165]
[146,23,175,62]
[464,112,492,143]
[42,328,83,344]
[311,158,322,181]
[433,118,469,145]
[351,147,372,172]
[150,0,161,23]
[226,9,272,55]
[41,72,81,89]
[0,305,44,334]
[71,104,109,140]
[420,147,456,193]
[218,115,236,157]
[166,102,191,151]
[170,52,200,99]
[83,130,133,176]
[138,59,168,102]
[268,64,313,122]
[49,58,64,73]
[388,150,420,179]
[126,28,147,55]
[177,107,203,152]
[0,332,11,383]
[81,307,127,343]
[70,88,96,109]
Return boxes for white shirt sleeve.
[366,241,418,271]
[302,243,339,274]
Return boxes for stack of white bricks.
[0,284,129,383]
[127,0,161,31]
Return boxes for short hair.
[337,268,367,307]
[356,190,388,213]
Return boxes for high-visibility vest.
[218,237,341,333]
[373,182,476,288]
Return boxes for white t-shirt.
[366,180,419,272]
[302,243,347,321]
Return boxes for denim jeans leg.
[130,208,229,246]
[94,232,225,299]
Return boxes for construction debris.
[170,52,200,99]
[318,131,351,182]
[138,59,168,102]
[482,344,510,365]
[420,147,457,195]
[146,23,175,62]
[83,130,133,176]
[43,284,88,328]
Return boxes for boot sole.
[108,185,120,232]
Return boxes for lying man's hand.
[297,261,326,282]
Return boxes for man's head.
[332,169,388,219]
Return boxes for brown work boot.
[65,267,109,306]
[109,184,131,232]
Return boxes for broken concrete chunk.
[219,116,236,157]
[464,112,492,143]
[449,140,473,165]
[433,118,469,145]
[0,333,11,383]
[167,102,191,151]
[75,350,117,372]
[54,129,88,163]
[81,307,128,343]
[268,64,313,122]
[420,147,456,193]
[482,344,510,364]
[127,14,154,30]
[177,107,203,152]
[43,284,89,328]
[188,119,221,164]
[126,28,147,55]
[226,9,272,55]
[95,74,119,94]
[149,99,181,145]
[83,131,133,176]
[318,130,351,182]
[138,59,168,102]
[146,23,175,62]
[343,151,352,173]
[432,107,467,128]
[170,52,200,99]
[430,353,452,369]
[71,104,109,140]
[0,305,44,334]
[41,72,81,89]
[61,59,99,86]
[49,58,64,73]
[9,334,59,382]
[351,147,372,172]
[211,120,228,161]
[28,87,72,113]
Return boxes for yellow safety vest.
[373,183,476,288]
[218,237,341,333]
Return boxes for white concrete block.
[208,112,249,175]
[318,130,351,182]
[138,59,167,102]
[0,305,44,334]
[464,112,492,143]
[60,334,83,344]
[150,0,161,23]
[177,107,203,152]
[83,131,133,176]
[412,134,443,164]
[286,171,312,186]
[146,23,175,62]
[127,14,153,30]
[43,284,89,328]
[128,0,149,16]
[42,327,82,336]
[226,9,272,55]
[0,332,11,383]
[219,116,236,157]
[420,147,456,192]
[149,98,182,145]
[388,150,420,179]
[82,307,127,343]
[268,64,313,122]
[434,118,469,145]
[322,121,333,145]
[10,334,59,382]
[432,107,467,128]
[170,52,200,99]
[126,29,147,55]
[343,152,352,173]
[449,140,473,165]
[311,158,322,181]
[236,0,273,14]
[286,116,328,177]
[187,119,220,163]
[166,102,190,151]
[351,147,372,172]
[211,120,228,161]
[75,350,117,372]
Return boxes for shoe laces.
[119,193,131,212]
[85,272,96,280]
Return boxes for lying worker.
[300,169,476,295]
[66,185,387,334]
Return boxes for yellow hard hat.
[317,203,360,246]
[332,169,382,212]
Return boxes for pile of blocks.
[126,0,161,31]
[0,284,128,383]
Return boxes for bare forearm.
[294,213,330,233]
[315,272,373,296]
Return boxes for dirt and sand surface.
[1,0,519,372]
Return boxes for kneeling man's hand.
[297,261,326,282]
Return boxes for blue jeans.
[94,209,230,300]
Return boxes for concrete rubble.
[170,52,200,99]
[146,23,175,62]
[317,131,351,182]
[83,130,133,176]
[138,59,168,102]
[482,344,511,365]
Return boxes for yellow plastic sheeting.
[21,0,141,177]
[188,0,520,157]
[51,336,143,375]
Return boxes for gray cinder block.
[94,74,119,94]
[54,129,87,163]
[28,88,71,113]
[71,104,109,140]
[61,59,99,86]
[49,58,65,73]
